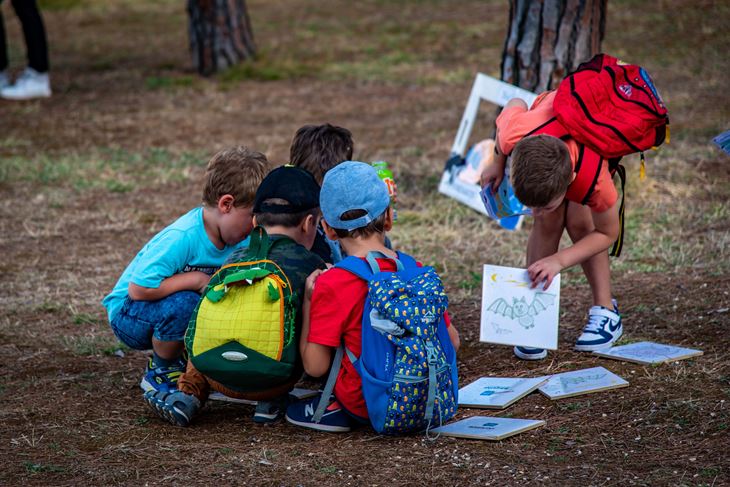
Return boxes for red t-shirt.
[496,91,618,213]
[307,258,451,419]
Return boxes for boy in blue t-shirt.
[102,147,269,393]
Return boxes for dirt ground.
[1,0,729,486]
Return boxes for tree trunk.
[501,0,607,93]
[187,0,256,76]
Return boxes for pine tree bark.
[187,0,256,76]
[501,0,607,93]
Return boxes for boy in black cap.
[144,166,327,426]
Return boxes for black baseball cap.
[253,165,320,214]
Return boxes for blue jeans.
[110,291,200,350]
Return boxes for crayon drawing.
[459,376,549,409]
[538,366,629,400]
[480,264,560,349]
[594,341,703,365]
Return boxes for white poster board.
[479,264,560,350]
[538,366,629,400]
[458,376,549,409]
[438,73,537,228]
[594,341,703,365]
[430,416,545,441]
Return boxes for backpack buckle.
[426,342,438,365]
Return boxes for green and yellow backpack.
[185,227,299,392]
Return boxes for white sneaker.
[574,301,623,351]
[0,71,9,90]
[1,67,51,100]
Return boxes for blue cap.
[320,161,390,231]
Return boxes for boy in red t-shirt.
[480,93,622,360]
[286,161,460,432]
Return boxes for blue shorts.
[110,291,200,350]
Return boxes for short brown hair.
[510,135,572,207]
[254,198,320,228]
[202,146,269,208]
[332,208,388,239]
[290,124,353,184]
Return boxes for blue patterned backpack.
[314,251,458,434]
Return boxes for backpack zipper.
[393,364,450,383]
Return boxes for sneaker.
[513,346,548,360]
[574,302,623,351]
[0,67,51,100]
[143,390,200,427]
[253,395,288,424]
[285,395,352,433]
[139,357,185,393]
[0,71,9,90]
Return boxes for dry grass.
[1,0,729,485]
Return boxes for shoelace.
[583,314,608,334]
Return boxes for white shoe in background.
[1,67,51,100]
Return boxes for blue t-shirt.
[102,207,247,322]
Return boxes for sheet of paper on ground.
[459,376,549,409]
[480,264,560,349]
[430,416,545,441]
[538,366,629,400]
[594,341,703,365]
[438,73,536,230]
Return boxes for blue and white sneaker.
[139,358,185,393]
[285,395,352,433]
[143,390,201,427]
[574,301,622,351]
[513,346,548,360]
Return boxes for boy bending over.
[481,92,622,360]
[286,161,460,432]
[103,147,269,392]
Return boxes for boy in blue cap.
[286,161,460,432]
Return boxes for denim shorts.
[110,291,201,350]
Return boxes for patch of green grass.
[134,416,149,426]
[458,271,482,290]
[72,313,101,326]
[320,466,338,474]
[700,467,720,478]
[0,148,205,192]
[38,0,84,10]
[219,54,314,84]
[60,334,122,357]
[24,461,66,474]
[145,75,196,91]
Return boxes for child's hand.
[527,256,562,290]
[479,158,505,191]
[191,271,211,294]
[304,269,325,300]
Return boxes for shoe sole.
[513,348,548,360]
[285,414,351,433]
[143,393,191,427]
[0,91,51,100]
[253,413,281,424]
[574,326,623,352]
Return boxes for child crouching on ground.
[102,147,268,393]
[143,166,327,426]
[286,161,460,433]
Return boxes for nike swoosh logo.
[609,319,621,332]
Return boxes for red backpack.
[554,53,669,159]
[524,54,669,257]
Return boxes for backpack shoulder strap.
[526,116,570,140]
[564,145,603,205]
[335,255,374,281]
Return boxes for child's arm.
[447,323,460,352]
[480,98,529,191]
[299,269,333,378]
[528,200,620,289]
[128,271,210,301]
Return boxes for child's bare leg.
[527,201,567,266]
[565,201,613,309]
[152,337,184,360]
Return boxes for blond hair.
[202,146,269,208]
[511,135,572,207]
